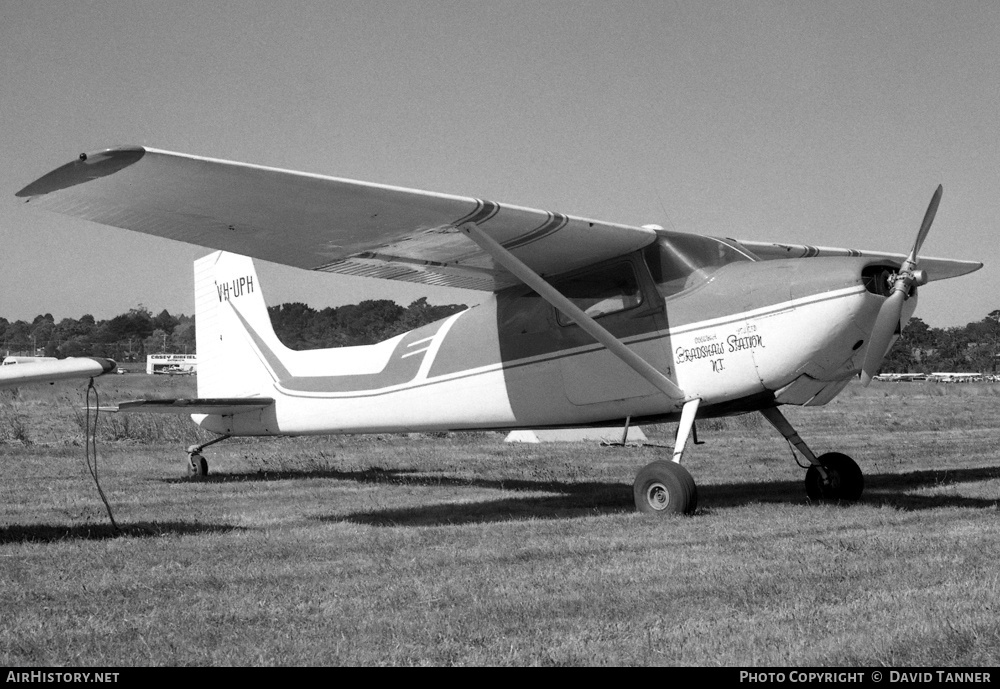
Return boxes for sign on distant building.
[146,353,197,375]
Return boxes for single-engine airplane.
[16,147,982,514]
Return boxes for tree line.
[1,307,195,363]
[0,298,467,363]
[265,297,466,350]
[882,310,1000,374]
[2,301,997,374]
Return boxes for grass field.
[2,375,999,666]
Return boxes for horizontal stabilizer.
[118,398,275,415]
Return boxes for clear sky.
[2,0,997,327]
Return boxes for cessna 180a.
[16,147,982,514]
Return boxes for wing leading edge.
[17,146,656,292]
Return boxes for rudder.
[194,251,290,398]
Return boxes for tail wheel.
[187,453,209,479]
[633,460,698,515]
[805,452,863,501]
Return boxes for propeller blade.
[860,290,905,386]
[861,185,943,386]
[910,184,942,262]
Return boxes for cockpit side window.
[553,261,643,326]
[646,232,754,299]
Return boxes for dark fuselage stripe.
[231,305,438,393]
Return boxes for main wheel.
[633,460,698,515]
[187,453,209,478]
[805,452,863,501]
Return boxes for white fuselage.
[192,255,910,436]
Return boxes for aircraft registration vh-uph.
[16,147,982,515]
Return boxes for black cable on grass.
[85,378,120,532]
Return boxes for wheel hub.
[823,469,841,491]
[646,482,670,510]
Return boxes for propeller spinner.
[859,185,942,386]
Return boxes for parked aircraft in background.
[16,147,982,514]
[872,373,927,382]
[928,372,986,382]
[876,372,994,383]
[0,356,117,387]
[155,365,196,376]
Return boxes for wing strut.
[459,222,686,402]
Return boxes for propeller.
[859,185,941,386]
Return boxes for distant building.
[146,353,197,375]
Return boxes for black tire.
[633,460,697,515]
[187,453,209,478]
[805,452,863,501]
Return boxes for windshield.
[646,232,755,298]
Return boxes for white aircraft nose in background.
[0,356,117,388]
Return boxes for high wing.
[738,240,981,282]
[16,146,657,291]
[0,357,116,388]
[17,147,981,288]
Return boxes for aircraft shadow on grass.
[0,521,242,544]
[703,467,1000,512]
[166,464,1000,527]
[166,467,637,525]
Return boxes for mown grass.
[2,377,999,666]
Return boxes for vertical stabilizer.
[194,251,289,398]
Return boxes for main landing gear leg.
[634,398,700,515]
[759,406,863,501]
[185,434,231,479]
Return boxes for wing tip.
[16,145,146,199]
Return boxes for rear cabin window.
[646,232,754,298]
[553,262,643,326]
